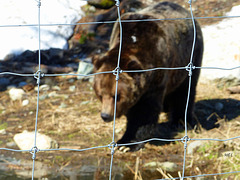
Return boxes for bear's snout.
[101,113,113,122]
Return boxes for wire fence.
[0,0,240,179]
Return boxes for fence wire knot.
[115,0,120,7]
[34,70,45,84]
[30,146,39,160]
[112,67,122,80]
[181,135,190,149]
[108,141,117,155]
[185,62,195,76]
[35,0,41,7]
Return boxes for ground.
[0,0,240,179]
[0,77,240,179]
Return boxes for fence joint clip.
[30,146,39,160]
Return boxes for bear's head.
[93,49,146,122]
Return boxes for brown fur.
[93,2,203,151]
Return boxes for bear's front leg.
[117,96,161,151]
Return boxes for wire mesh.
[0,0,240,179]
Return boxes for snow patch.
[0,0,86,59]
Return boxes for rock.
[80,101,90,105]
[77,60,94,80]
[52,86,61,91]
[69,85,76,92]
[22,99,29,106]
[214,102,224,111]
[48,91,57,97]
[18,81,28,87]
[227,85,240,94]
[187,141,204,155]
[35,84,50,91]
[144,161,159,168]
[0,129,6,135]
[144,161,178,172]
[13,130,58,150]
[22,84,35,92]
[15,160,50,179]
[160,162,178,172]
[59,102,67,108]
[6,141,17,148]
[9,88,25,101]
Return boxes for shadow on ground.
[152,98,240,145]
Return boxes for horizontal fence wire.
[0,0,240,180]
[0,15,240,28]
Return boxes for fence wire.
[0,0,240,180]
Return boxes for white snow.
[200,5,240,81]
[0,0,86,60]
[0,1,239,81]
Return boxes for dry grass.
[0,76,240,179]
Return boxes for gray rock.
[69,85,76,92]
[144,161,178,172]
[214,102,224,111]
[39,94,48,100]
[6,141,17,148]
[13,130,58,150]
[9,88,25,101]
[52,86,61,91]
[159,162,178,172]
[0,129,6,135]
[187,141,204,155]
[18,81,27,87]
[77,60,94,80]
[35,84,50,91]
[59,102,67,108]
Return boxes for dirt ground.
[0,0,240,179]
[0,76,240,179]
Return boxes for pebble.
[52,86,61,91]
[144,161,178,172]
[160,162,178,172]
[9,88,25,101]
[0,129,6,135]
[187,141,204,155]
[69,85,76,92]
[22,99,29,106]
[39,94,48,100]
[214,102,224,111]
[39,84,50,91]
[6,141,17,148]
[18,81,27,87]
[59,102,67,108]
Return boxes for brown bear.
[93,2,203,151]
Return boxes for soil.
[0,0,240,179]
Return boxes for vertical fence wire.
[180,1,197,179]
[0,0,240,180]
[109,1,122,179]
[31,1,42,179]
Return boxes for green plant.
[0,122,7,130]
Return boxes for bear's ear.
[92,55,104,70]
[126,59,143,71]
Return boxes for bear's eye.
[112,94,120,102]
